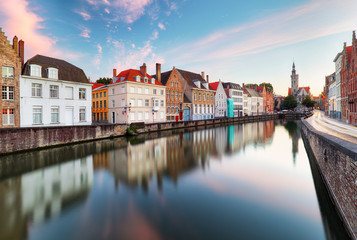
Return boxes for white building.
[243,89,252,116]
[108,63,166,124]
[245,88,263,115]
[209,80,227,118]
[334,52,342,120]
[328,77,337,118]
[222,82,243,117]
[20,55,92,127]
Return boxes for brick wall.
[301,118,357,239]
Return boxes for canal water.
[0,120,349,240]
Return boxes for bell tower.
[291,62,299,96]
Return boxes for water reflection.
[0,120,348,239]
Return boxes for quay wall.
[301,117,357,239]
[0,113,304,155]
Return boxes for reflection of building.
[284,121,300,164]
[92,84,108,123]
[0,156,93,240]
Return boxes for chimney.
[140,63,147,77]
[19,40,24,66]
[156,63,161,83]
[113,68,117,77]
[201,71,205,80]
[206,75,209,83]
[12,36,18,55]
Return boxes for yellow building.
[92,84,108,123]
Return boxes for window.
[161,111,164,119]
[138,99,143,107]
[2,66,14,78]
[121,99,125,107]
[199,93,201,101]
[100,101,102,108]
[93,101,95,108]
[104,100,107,108]
[101,112,103,120]
[175,83,178,88]
[30,65,41,77]
[79,88,86,100]
[130,112,135,121]
[161,90,164,95]
[138,112,143,120]
[167,107,170,114]
[153,89,157,95]
[145,112,149,120]
[121,87,125,93]
[104,92,106,97]
[145,99,149,107]
[32,83,42,97]
[138,87,142,94]
[96,101,98,108]
[79,107,86,121]
[203,94,206,101]
[2,109,14,125]
[65,86,73,99]
[51,107,59,123]
[93,93,95,99]
[130,99,135,107]
[175,91,178,100]
[50,85,59,98]
[2,86,14,100]
[96,93,98,98]
[105,112,107,120]
[130,87,135,93]
[112,100,115,108]
[112,88,115,94]
[167,91,170,100]
[194,93,197,101]
[153,99,159,107]
[47,68,58,79]
[161,100,164,107]
[33,106,42,124]
[171,82,174,87]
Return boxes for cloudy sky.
[1,0,357,96]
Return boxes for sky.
[1,0,357,96]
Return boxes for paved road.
[306,111,357,144]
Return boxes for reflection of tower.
[292,129,299,164]
[291,62,299,97]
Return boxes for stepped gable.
[176,69,213,90]
[22,54,88,83]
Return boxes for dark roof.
[176,69,213,90]
[152,70,172,86]
[22,54,88,84]
[222,82,242,90]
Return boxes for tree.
[281,95,297,110]
[96,77,112,85]
[245,83,258,89]
[259,82,274,93]
[302,95,315,108]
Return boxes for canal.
[0,120,350,240]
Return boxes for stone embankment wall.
[301,117,357,239]
[0,113,305,155]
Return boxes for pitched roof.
[92,84,108,91]
[92,82,104,90]
[288,86,310,95]
[222,82,242,90]
[152,70,172,86]
[209,81,220,91]
[22,54,89,83]
[111,69,163,86]
[176,69,213,90]
[246,88,261,97]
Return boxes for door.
[65,107,74,125]
[183,109,190,121]
[112,112,115,123]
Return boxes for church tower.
[291,62,299,96]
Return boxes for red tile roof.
[91,83,104,90]
[288,87,310,95]
[209,82,220,91]
[111,69,163,86]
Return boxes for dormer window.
[151,78,155,84]
[30,64,41,77]
[144,77,148,83]
[47,67,58,79]
[136,76,141,82]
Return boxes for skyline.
[1,0,357,96]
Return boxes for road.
[306,111,357,144]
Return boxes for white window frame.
[30,64,41,77]
[2,66,14,78]
[2,86,14,100]
[47,67,58,79]
[145,88,149,94]
[130,112,135,121]
[51,106,59,123]
[65,86,73,99]
[112,100,115,108]
[79,88,86,100]
[145,112,149,120]
[130,86,135,93]
[2,108,14,125]
[121,99,125,107]
[31,83,42,97]
[79,107,86,121]
[138,87,142,94]
[121,86,125,93]
[50,85,59,98]
[33,106,42,124]
[138,99,143,107]
[145,99,149,107]
[138,112,143,121]
[130,99,135,107]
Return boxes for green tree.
[259,82,274,93]
[96,77,112,85]
[281,95,297,110]
[245,83,258,89]
[302,95,315,108]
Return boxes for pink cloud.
[104,8,110,14]
[80,26,91,38]
[97,44,103,54]
[74,10,91,21]
[0,0,55,61]
[158,22,166,30]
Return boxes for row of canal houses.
[0,28,272,128]
[93,63,272,124]
[323,30,357,125]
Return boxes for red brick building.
[341,42,352,123]
[256,86,267,113]
[153,64,184,121]
[348,31,357,124]
[0,28,23,127]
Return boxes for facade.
[92,84,108,123]
[108,63,166,124]
[328,77,337,118]
[242,87,251,116]
[0,29,23,128]
[265,90,274,113]
[256,86,267,113]
[348,31,357,125]
[288,63,311,104]
[340,43,351,123]
[334,52,343,120]
[153,64,184,121]
[223,82,243,117]
[209,80,227,118]
[176,70,215,120]
[20,55,92,127]
[245,88,263,115]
